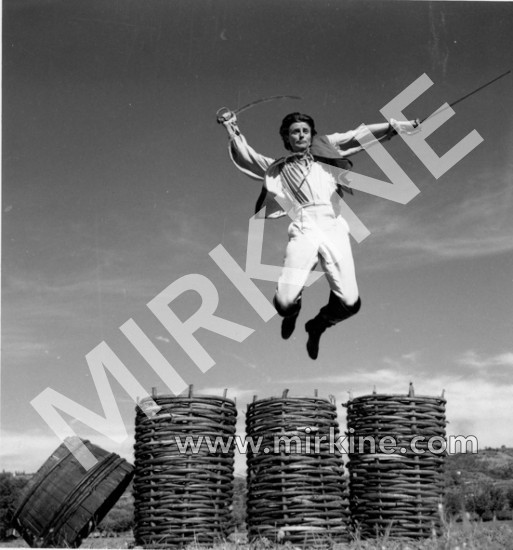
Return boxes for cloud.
[161,208,217,258]
[280,350,422,388]
[274,351,513,450]
[282,368,404,389]
[1,339,51,360]
[199,385,257,404]
[457,350,513,369]
[440,377,513,449]
[217,350,259,370]
[401,351,422,362]
[0,429,135,473]
[357,177,513,270]
[4,273,142,303]
[383,351,422,371]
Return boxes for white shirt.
[227,126,364,219]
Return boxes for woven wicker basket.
[246,390,350,546]
[344,384,446,539]
[133,387,237,548]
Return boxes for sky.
[1,0,513,475]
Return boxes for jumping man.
[219,110,418,359]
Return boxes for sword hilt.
[216,107,236,124]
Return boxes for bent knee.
[347,296,361,315]
[333,294,361,317]
[273,294,301,317]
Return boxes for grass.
[1,520,513,549]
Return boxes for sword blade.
[449,69,511,110]
[420,70,511,124]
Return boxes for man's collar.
[286,149,313,163]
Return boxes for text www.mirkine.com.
[172,429,477,456]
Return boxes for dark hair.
[279,112,317,151]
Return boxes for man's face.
[287,122,312,152]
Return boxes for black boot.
[274,296,302,340]
[305,318,328,359]
[305,294,361,359]
[281,311,300,339]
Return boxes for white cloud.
[441,378,513,449]
[0,428,135,473]
[3,371,512,477]
[382,351,422,371]
[199,385,257,404]
[401,351,421,362]
[161,209,216,257]
[274,352,513,450]
[3,269,152,301]
[291,368,406,390]
[217,350,259,370]
[1,340,51,360]
[357,180,513,270]
[457,350,513,369]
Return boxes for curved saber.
[234,95,302,115]
[217,95,302,123]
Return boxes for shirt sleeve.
[328,125,369,148]
[228,131,276,181]
[327,124,373,155]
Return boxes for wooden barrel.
[12,436,134,548]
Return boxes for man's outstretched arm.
[329,118,420,157]
[217,110,275,181]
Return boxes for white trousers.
[275,205,359,317]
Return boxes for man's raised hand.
[390,118,421,135]
[216,107,237,125]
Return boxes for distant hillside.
[446,446,513,489]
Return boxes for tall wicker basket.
[246,390,350,546]
[344,384,446,539]
[133,387,237,548]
